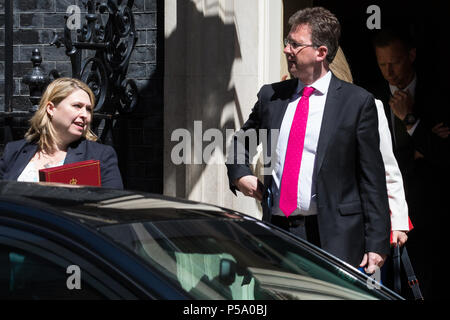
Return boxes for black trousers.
[271,214,321,248]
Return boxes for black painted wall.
[0,0,164,193]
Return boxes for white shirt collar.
[295,71,332,97]
[389,73,417,99]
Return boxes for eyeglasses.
[284,38,316,51]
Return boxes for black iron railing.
[50,0,139,115]
[1,0,139,145]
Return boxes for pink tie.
[279,86,315,217]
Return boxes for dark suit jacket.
[374,79,426,167]
[375,79,448,169]
[0,138,123,189]
[226,74,390,267]
[374,78,449,233]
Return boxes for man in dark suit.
[226,7,390,272]
[372,28,449,299]
[372,29,425,178]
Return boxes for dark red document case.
[39,160,101,186]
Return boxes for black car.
[0,181,402,300]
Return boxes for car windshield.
[99,217,385,300]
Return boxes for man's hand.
[359,252,387,274]
[389,90,414,121]
[234,175,264,201]
[432,122,450,139]
[391,230,408,247]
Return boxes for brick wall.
[0,0,164,193]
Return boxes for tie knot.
[302,86,315,98]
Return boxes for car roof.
[0,182,404,300]
[0,181,245,228]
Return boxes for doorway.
[282,0,450,92]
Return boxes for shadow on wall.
[110,0,165,193]
[165,0,243,199]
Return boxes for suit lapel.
[64,140,86,164]
[263,79,297,190]
[315,75,342,175]
[9,143,38,180]
[271,79,298,130]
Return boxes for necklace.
[43,162,59,168]
[34,150,66,169]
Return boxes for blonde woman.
[0,77,123,189]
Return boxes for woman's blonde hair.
[329,47,353,83]
[25,77,98,153]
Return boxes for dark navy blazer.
[0,138,123,189]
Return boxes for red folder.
[39,160,101,186]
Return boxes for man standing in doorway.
[372,28,447,299]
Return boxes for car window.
[0,224,139,300]
[100,219,385,300]
[0,245,103,299]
